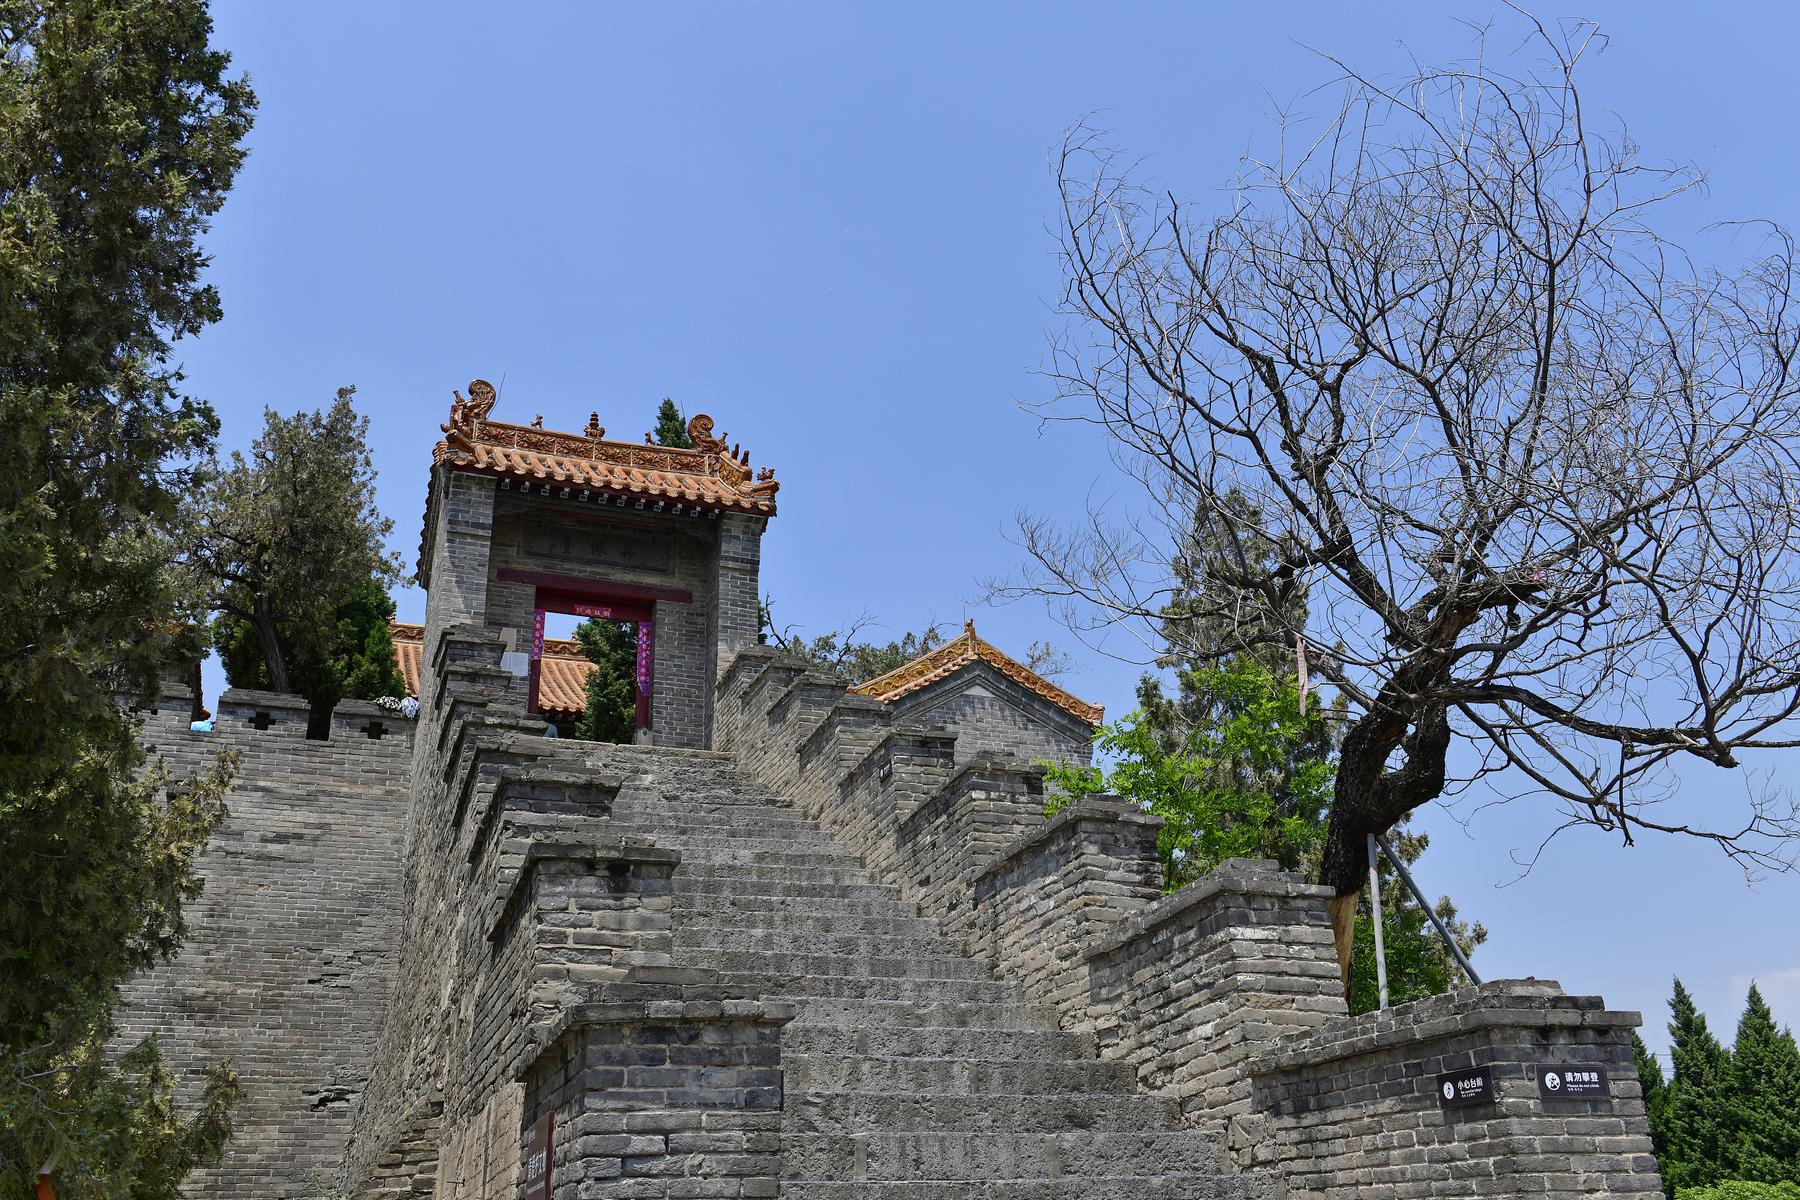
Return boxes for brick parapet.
[522,1000,794,1199]
[1237,980,1664,1196]
[894,752,1047,940]
[1081,858,1346,1125]
[119,687,417,1197]
[967,797,1164,1025]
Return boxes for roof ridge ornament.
[687,413,728,455]
[443,378,498,444]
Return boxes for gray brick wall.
[116,687,415,1200]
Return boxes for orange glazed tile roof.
[433,380,779,516]
[390,622,596,721]
[851,620,1104,727]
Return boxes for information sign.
[523,1111,553,1199]
[1537,1065,1610,1100]
[1435,1065,1495,1108]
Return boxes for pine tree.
[653,398,693,448]
[573,620,638,743]
[1664,977,1735,1191]
[1727,984,1800,1184]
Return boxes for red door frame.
[529,586,656,730]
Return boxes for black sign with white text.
[524,1111,553,1199]
[1537,1065,1611,1100]
[1435,1065,1495,1108]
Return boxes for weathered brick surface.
[716,648,1667,1197]
[1240,981,1665,1197]
[116,685,414,1200]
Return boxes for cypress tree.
[652,398,693,448]
[1727,984,1800,1183]
[1664,977,1735,1191]
[573,620,637,743]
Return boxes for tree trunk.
[252,591,290,694]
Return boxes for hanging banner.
[531,609,546,660]
[636,620,653,692]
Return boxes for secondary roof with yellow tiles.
[433,379,779,516]
[390,622,593,723]
[393,617,1101,729]
[851,620,1104,727]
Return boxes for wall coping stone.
[768,673,852,726]
[796,693,893,763]
[1084,859,1337,962]
[1250,979,1643,1076]
[972,794,1161,888]
[535,998,796,1061]
[333,697,415,720]
[844,724,958,786]
[486,836,679,943]
[717,646,799,696]
[217,688,312,714]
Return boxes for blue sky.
[182,1,1799,1057]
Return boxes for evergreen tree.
[1726,985,1800,1184]
[215,577,406,726]
[194,388,403,732]
[1055,494,1483,1014]
[652,398,693,448]
[0,2,254,1192]
[1635,1031,1672,1166]
[1665,978,1736,1192]
[573,620,637,743]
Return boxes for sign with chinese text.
[1537,1065,1610,1100]
[636,620,653,692]
[571,602,619,619]
[1435,1065,1495,1108]
[523,1110,553,1198]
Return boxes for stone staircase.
[600,746,1263,1198]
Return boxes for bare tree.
[1005,12,1800,977]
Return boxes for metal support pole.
[1376,833,1483,986]
[1366,831,1389,1009]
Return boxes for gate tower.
[415,380,776,747]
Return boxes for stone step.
[702,950,992,982]
[782,1090,1184,1134]
[782,1054,1137,1097]
[679,929,956,959]
[720,972,1016,1005]
[681,877,903,902]
[779,997,1063,1032]
[779,1179,1262,1199]
[782,1129,1226,1182]
[783,1024,1096,1063]
[675,903,942,940]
